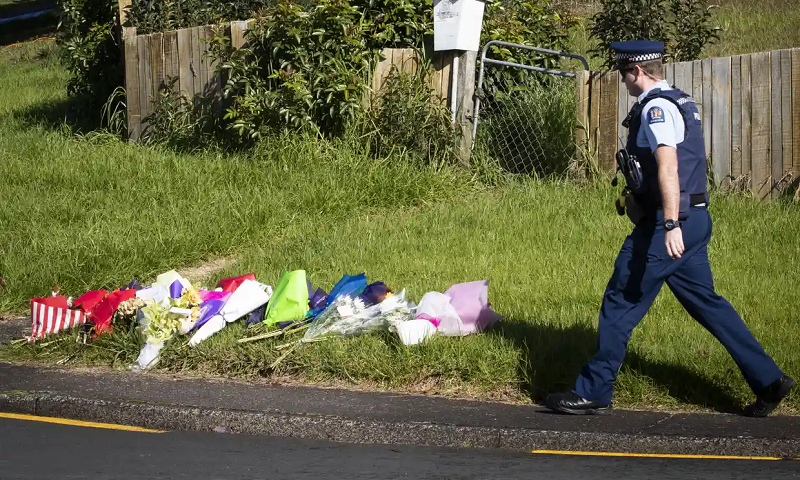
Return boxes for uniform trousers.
[573,206,783,405]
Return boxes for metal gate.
[471,41,589,177]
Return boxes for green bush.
[217,0,374,141]
[353,0,432,49]
[589,0,718,67]
[57,0,123,118]
[363,66,457,166]
[65,0,578,162]
[125,0,278,35]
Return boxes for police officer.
[545,40,793,417]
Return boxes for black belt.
[688,193,708,206]
[651,193,708,209]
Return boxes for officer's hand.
[665,228,684,259]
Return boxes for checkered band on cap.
[616,52,663,63]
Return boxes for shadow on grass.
[13,96,100,135]
[491,318,744,414]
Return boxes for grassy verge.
[0,41,476,312]
[1,41,799,414]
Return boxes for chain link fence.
[472,42,589,177]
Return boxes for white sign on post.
[433,0,485,52]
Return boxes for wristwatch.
[664,219,680,231]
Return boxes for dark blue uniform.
[546,41,792,416]
[573,88,784,406]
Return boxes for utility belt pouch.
[615,149,646,196]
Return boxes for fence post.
[454,50,477,167]
[574,70,591,179]
[118,0,139,140]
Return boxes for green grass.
[2,41,800,414]
[706,0,800,57]
[0,41,476,312]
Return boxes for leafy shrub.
[217,0,374,141]
[352,0,432,49]
[363,66,457,165]
[590,0,718,67]
[125,0,278,35]
[666,0,718,62]
[139,77,217,150]
[57,0,123,118]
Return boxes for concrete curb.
[2,391,798,458]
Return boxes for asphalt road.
[2,417,799,480]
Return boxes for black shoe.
[545,391,612,415]
[744,375,794,418]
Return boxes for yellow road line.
[531,450,784,461]
[0,412,165,433]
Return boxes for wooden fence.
[121,21,459,142]
[578,47,800,198]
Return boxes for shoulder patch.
[647,106,665,124]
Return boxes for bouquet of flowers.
[303,289,414,341]
[133,281,204,370]
[264,291,413,370]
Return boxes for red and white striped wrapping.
[30,298,87,339]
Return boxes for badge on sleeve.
[648,106,665,124]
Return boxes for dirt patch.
[177,255,237,284]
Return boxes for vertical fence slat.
[230,20,247,49]
[197,27,207,98]
[731,55,743,179]
[124,35,141,140]
[711,57,732,186]
[793,49,800,175]
[440,52,453,106]
[692,60,703,118]
[402,48,417,76]
[190,27,201,102]
[589,72,601,163]
[163,31,179,92]
[599,72,618,172]
[665,62,675,85]
[209,25,225,110]
[455,50,477,166]
[771,50,783,196]
[780,49,793,178]
[751,51,772,198]
[673,61,692,93]
[373,48,393,99]
[177,28,193,98]
[429,51,443,101]
[137,35,151,127]
[200,27,212,97]
[575,70,590,160]
[702,59,713,161]
[741,54,752,181]
[149,32,164,104]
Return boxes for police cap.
[610,40,665,70]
